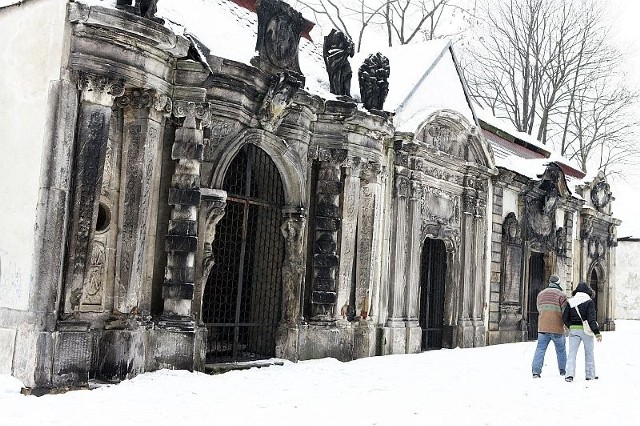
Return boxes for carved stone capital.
[173,100,211,129]
[77,72,125,105]
[395,176,410,198]
[117,89,172,115]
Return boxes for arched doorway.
[419,238,447,350]
[202,144,285,362]
[527,252,545,340]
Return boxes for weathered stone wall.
[0,0,69,376]
[0,0,67,310]
[615,240,640,319]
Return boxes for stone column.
[113,89,172,315]
[405,180,423,353]
[457,189,476,348]
[336,159,361,322]
[382,174,410,354]
[63,72,125,315]
[276,208,306,359]
[472,195,487,347]
[160,101,208,323]
[309,149,346,322]
[353,164,382,358]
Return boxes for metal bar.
[232,147,255,360]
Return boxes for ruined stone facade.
[0,0,619,390]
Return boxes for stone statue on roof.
[358,52,390,112]
[116,0,164,24]
[323,29,355,98]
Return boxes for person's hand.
[596,335,602,342]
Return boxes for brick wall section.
[489,185,503,331]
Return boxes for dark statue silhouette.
[323,29,355,97]
[358,52,390,111]
[116,0,164,23]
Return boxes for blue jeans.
[532,332,566,375]
[566,329,597,379]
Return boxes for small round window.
[96,202,111,232]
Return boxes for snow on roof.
[476,107,550,153]
[81,0,331,95]
[349,40,476,131]
[476,106,585,187]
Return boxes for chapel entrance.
[527,252,545,340]
[202,144,285,363]
[419,238,447,350]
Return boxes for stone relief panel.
[417,122,476,163]
[420,186,460,228]
[591,180,612,212]
[500,213,523,305]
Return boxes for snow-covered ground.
[1,321,639,425]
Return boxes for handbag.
[575,305,595,336]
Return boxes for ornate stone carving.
[588,236,606,261]
[323,29,355,97]
[81,242,106,307]
[358,52,390,111]
[78,72,125,102]
[281,214,306,323]
[394,176,410,198]
[503,213,521,245]
[608,224,618,247]
[591,180,612,211]
[253,0,306,78]
[555,227,566,256]
[202,195,227,281]
[421,221,460,252]
[257,72,302,133]
[172,101,211,129]
[420,187,460,227]
[428,125,465,158]
[581,215,594,241]
[116,89,172,115]
[116,0,164,23]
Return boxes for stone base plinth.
[298,322,354,361]
[97,329,147,382]
[148,326,205,372]
[381,321,406,355]
[405,321,422,354]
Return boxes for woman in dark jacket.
[562,282,602,382]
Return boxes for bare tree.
[464,0,639,176]
[294,0,473,52]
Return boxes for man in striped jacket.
[531,274,568,378]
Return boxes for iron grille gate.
[527,253,545,340]
[202,144,285,363]
[419,238,447,350]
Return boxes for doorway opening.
[527,252,545,340]
[419,238,447,350]
[202,144,285,362]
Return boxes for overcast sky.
[604,0,640,237]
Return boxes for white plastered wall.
[0,0,68,374]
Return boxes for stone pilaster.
[336,159,361,322]
[405,180,423,353]
[472,196,487,347]
[63,72,125,315]
[112,89,172,315]
[382,173,410,354]
[457,189,476,347]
